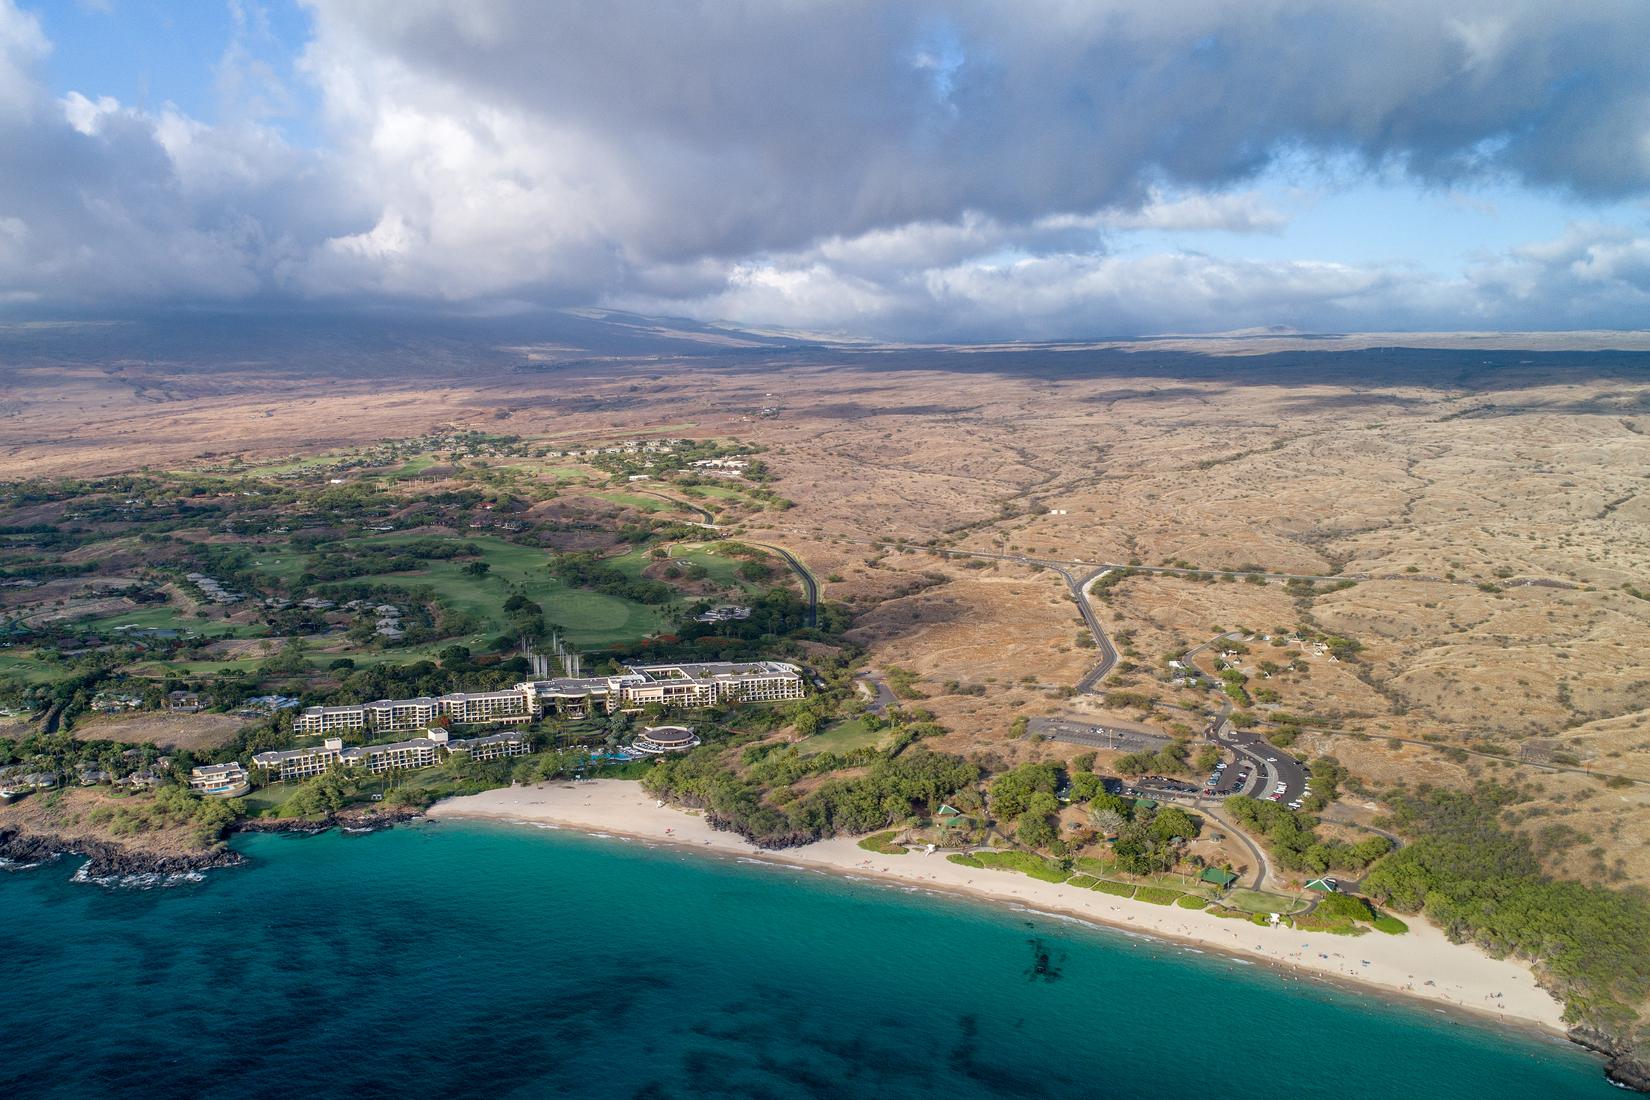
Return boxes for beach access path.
[428,780,1567,1035]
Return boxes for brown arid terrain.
[69,712,250,752]
[5,316,1650,887]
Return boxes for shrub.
[858,830,908,855]
[1134,886,1183,905]
[1066,874,1099,889]
[1093,879,1135,898]
[947,853,983,868]
[1316,892,1377,923]
[1372,914,1409,935]
[1175,895,1210,909]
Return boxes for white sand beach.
[429,780,1568,1034]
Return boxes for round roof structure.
[640,725,696,745]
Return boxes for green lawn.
[131,657,267,677]
[0,651,73,685]
[669,544,755,589]
[1227,889,1312,915]
[799,716,883,757]
[678,483,749,503]
[247,544,311,586]
[609,543,760,595]
[587,491,670,512]
[494,461,595,482]
[341,534,672,649]
[240,783,295,813]
[383,454,439,480]
[972,850,1070,883]
[239,453,350,478]
[77,606,267,640]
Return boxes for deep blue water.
[0,821,1614,1099]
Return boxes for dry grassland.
[5,331,1650,882]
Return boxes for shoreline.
[428,780,1572,1042]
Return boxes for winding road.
[631,490,820,627]
[748,542,820,627]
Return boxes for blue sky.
[6,0,1650,338]
[43,0,318,134]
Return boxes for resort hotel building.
[517,660,806,718]
[293,661,806,735]
[294,689,533,736]
[252,729,533,782]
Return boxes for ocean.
[0,821,1614,1099]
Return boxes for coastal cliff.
[0,790,422,880]
[0,824,244,877]
[1569,1028,1650,1093]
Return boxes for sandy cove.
[428,780,1568,1036]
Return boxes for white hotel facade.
[293,661,805,735]
[253,728,533,781]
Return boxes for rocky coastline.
[0,825,244,877]
[1568,1028,1650,1093]
[232,804,425,837]
[0,804,424,881]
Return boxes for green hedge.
[1372,913,1409,935]
[974,850,1070,883]
[1175,895,1210,909]
[1135,886,1183,905]
[946,853,983,868]
[1093,879,1136,898]
[1066,874,1099,889]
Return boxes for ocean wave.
[0,856,46,872]
[70,865,206,890]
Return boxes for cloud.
[0,0,363,305]
[5,0,1650,336]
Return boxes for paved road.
[855,538,1579,591]
[1027,716,1169,752]
[1033,562,1120,693]
[1201,804,1275,891]
[750,542,819,627]
[855,669,899,714]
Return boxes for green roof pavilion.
[1199,867,1239,888]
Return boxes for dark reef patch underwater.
[0,821,1616,1099]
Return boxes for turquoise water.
[0,821,1613,1099]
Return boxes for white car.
[1274,784,1287,794]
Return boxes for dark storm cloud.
[5,0,1650,334]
